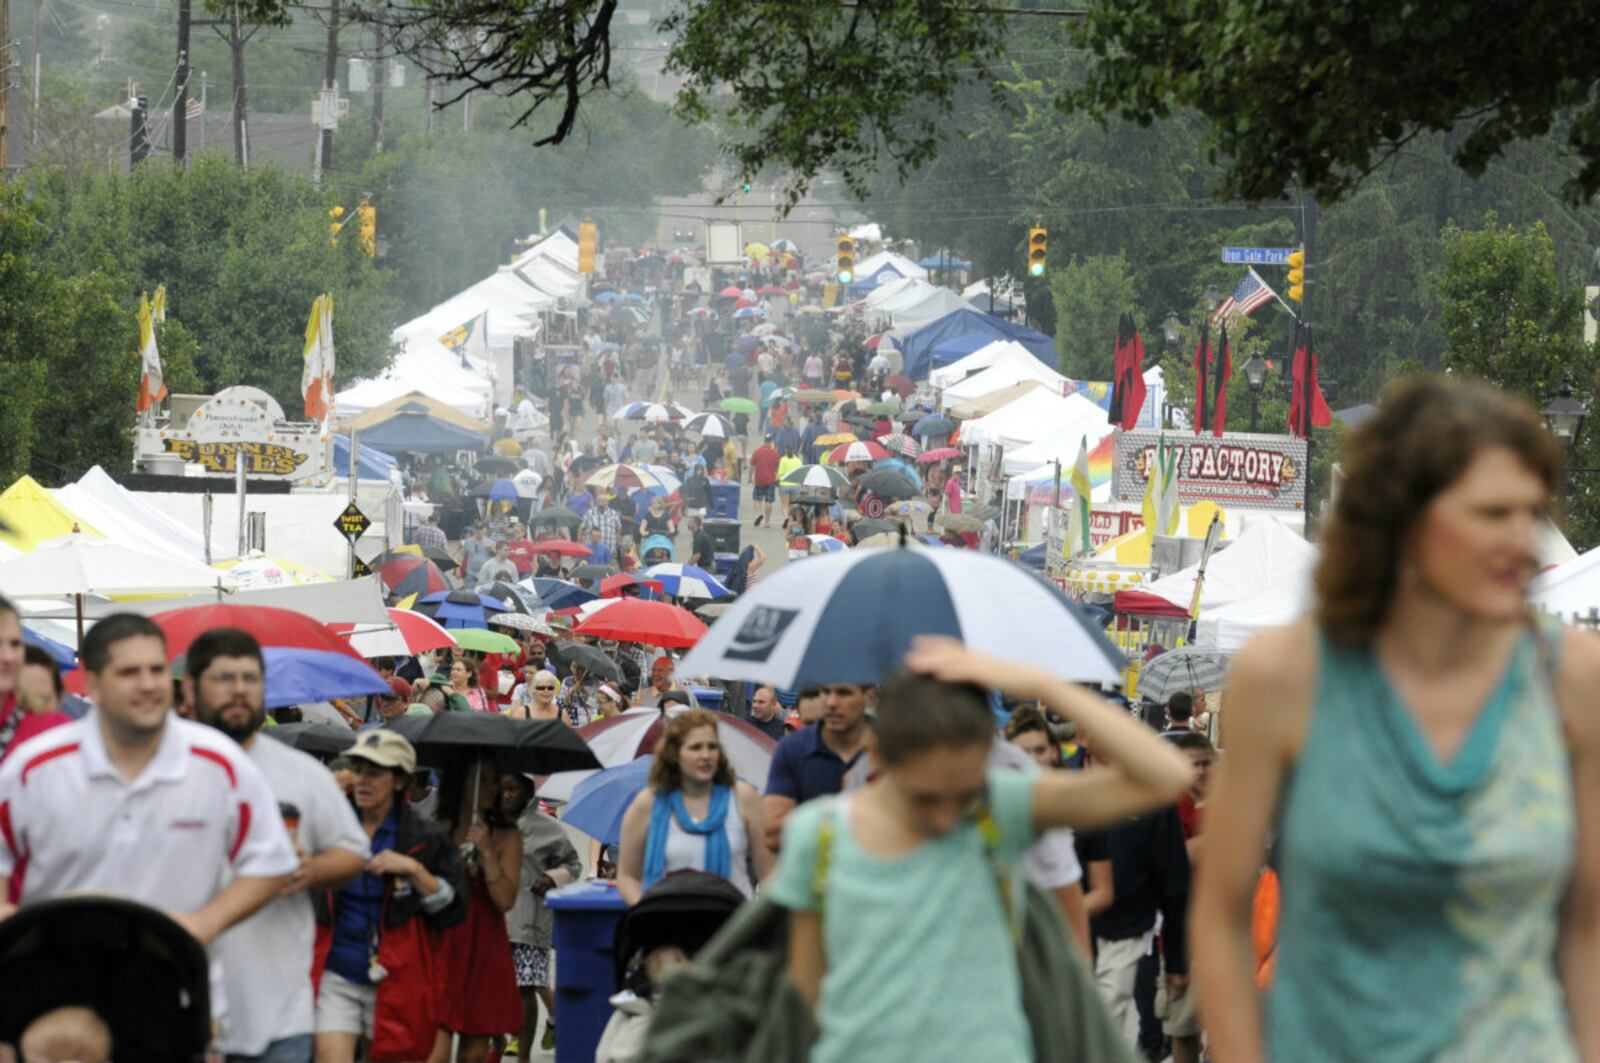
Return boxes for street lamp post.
[1162,311,1182,351]
[1242,353,1268,432]
[1542,373,1590,499]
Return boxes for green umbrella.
[863,402,900,416]
[781,463,851,492]
[452,627,520,654]
[719,397,759,415]
[531,505,582,527]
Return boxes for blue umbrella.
[22,625,74,670]
[594,291,622,304]
[912,414,955,438]
[488,478,519,502]
[521,578,597,611]
[623,293,648,304]
[416,590,510,629]
[563,756,654,845]
[733,336,760,354]
[874,457,922,489]
[732,307,762,319]
[678,547,1124,688]
[640,563,733,600]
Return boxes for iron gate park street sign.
[1221,247,1294,265]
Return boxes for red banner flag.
[1287,328,1332,438]
[1212,324,1232,437]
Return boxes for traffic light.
[357,203,376,258]
[328,205,345,246]
[1287,248,1305,302]
[578,220,597,275]
[1027,225,1048,277]
[741,180,753,194]
[836,234,856,284]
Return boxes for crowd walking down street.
[4,234,1600,1063]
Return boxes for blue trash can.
[691,686,724,713]
[546,880,629,1063]
[708,482,741,520]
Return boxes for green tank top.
[1267,627,1576,1063]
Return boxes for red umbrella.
[572,598,708,648]
[884,374,915,398]
[865,333,885,348]
[374,555,451,598]
[756,284,786,296]
[826,440,891,464]
[917,447,961,464]
[600,573,665,599]
[536,539,593,559]
[329,607,458,655]
[151,603,386,707]
[732,298,757,310]
[718,286,744,298]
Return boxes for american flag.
[1212,268,1278,324]
[185,97,205,120]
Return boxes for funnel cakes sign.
[1113,430,1308,511]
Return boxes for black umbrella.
[477,455,520,476]
[793,492,836,507]
[480,580,542,614]
[850,517,897,539]
[550,640,623,682]
[858,469,919,500]
[384,712,600,774]
[895,410,924,424]
[375,546,459,575]
[912,415,956,438]
[571,562,617,581]
[531,506,583,528]
[263,722,358,758]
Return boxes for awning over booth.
[354,402,490,454]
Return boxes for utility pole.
[1,0,11,172]
[423,45,433,132]
[1299,190,1320,520]
[370,23,383,154]
[319,0,340,183]
[31,0,41,147]
[227,5,250,166]
[174,0,190,162]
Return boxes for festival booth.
[336,337,496,421]
[893,309,1056,381]
[948,380,1049,421]
[1108,429,1310,539]
[341,392,491,452]
[860,278,975,329]
[133,387,332,483]
[928,340,1037,389]
[845,250,928,297]
[0,476,100,552]
[941,355,1068,407]
[52,466,224,565]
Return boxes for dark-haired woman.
[616,709,774,905]
[436,756,524,1062]
[1192,376,1600,1063]
[774,639,1191,1063]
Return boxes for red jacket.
[312,803,466,1062]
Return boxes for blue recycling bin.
[708,481,741,520]
[691,686,724,713]
[546,879,629,1063]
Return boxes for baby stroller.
[640,533,676,566]
[0,896,213,1062]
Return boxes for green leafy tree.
[1050,253,1137,379]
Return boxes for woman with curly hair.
[1192,376,1600,1063]
[616,709,774,904]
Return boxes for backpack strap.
[974,802,1021,944]
[810,797,839,918]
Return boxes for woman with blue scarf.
[617,709,773,904]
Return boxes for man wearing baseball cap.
[311,730,466,1063]
[362,676,413,731]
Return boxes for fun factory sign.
[1112,430,1308,511]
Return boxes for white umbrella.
[541,705,777,802]
[0,532,235,641]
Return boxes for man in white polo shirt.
[190,627,370,1063]
[0,613,297,1023]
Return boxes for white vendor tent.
[52,466,228,565]
[335,338,495,420]
[1144,518,1315,616]
[942,355,1067,406]
[929,340,1038,389]
[862,278,975,328]
[963,389,1109,450]
[852,250,927,287]
[1531,543,1600,622]
[1001,419,1119,477]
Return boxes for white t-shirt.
[1023,828,1083,891]
[0,713,300,1028]
[213,733,370,1055]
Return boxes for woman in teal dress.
[1192,376,1600,1063]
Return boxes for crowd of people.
[1,254,1596,1063]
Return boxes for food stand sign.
[334,503,371,543]
[1113,430,1308,511]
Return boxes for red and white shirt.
[0,711,298,909]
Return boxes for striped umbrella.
[586,463,665,492]
[612,401,694,423]
[679,546,1123,687]
[1137,648,1231,703]
[826,440,891,465]
[683,412,736,438]
[641,563,733,601]
[877,433,920,459]
[780,464,851,492]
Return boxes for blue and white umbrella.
[642,563,733,601]
[732,306,765,319]
[563,756,654,845]
[679,547,1124,687]
[683,412,736,438]
[612,400,695,423]
[519,577,597,611]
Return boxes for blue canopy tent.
[917,253,973,272]
[846,264,911,298]
[333,434,399,481]
[927,331,999,366]
[354,402,489,454]
[896,309,1056,380]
